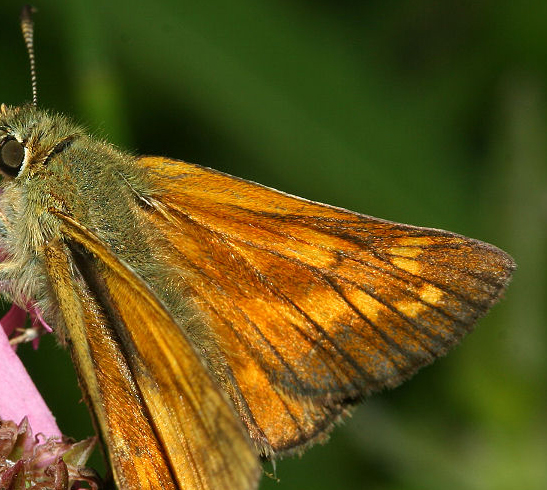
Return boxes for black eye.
[0,138,25,176]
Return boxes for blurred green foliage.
[1,0,545,489]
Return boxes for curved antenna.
[20,5,38,106]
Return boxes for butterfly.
[0,6,515,489]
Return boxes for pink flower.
[0,304,99,489]
[0,417,99,489]
[0,304,59,438]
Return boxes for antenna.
[20,5,38,106]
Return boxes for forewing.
[138,156,515,455]
[44,242,177,489]
[45,214,260,490]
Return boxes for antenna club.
[20,5,38,107]
[20,5,36,23]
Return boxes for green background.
[1,1,545,489]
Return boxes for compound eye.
[0,138,25,176]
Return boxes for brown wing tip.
[473,240,516,300]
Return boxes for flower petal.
[29,306,52,333]
[0,304,28,338]
[0,326,61,438]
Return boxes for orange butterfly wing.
[44,216,260,490]
[137,156,515,455]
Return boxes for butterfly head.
[0,104,84,181]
